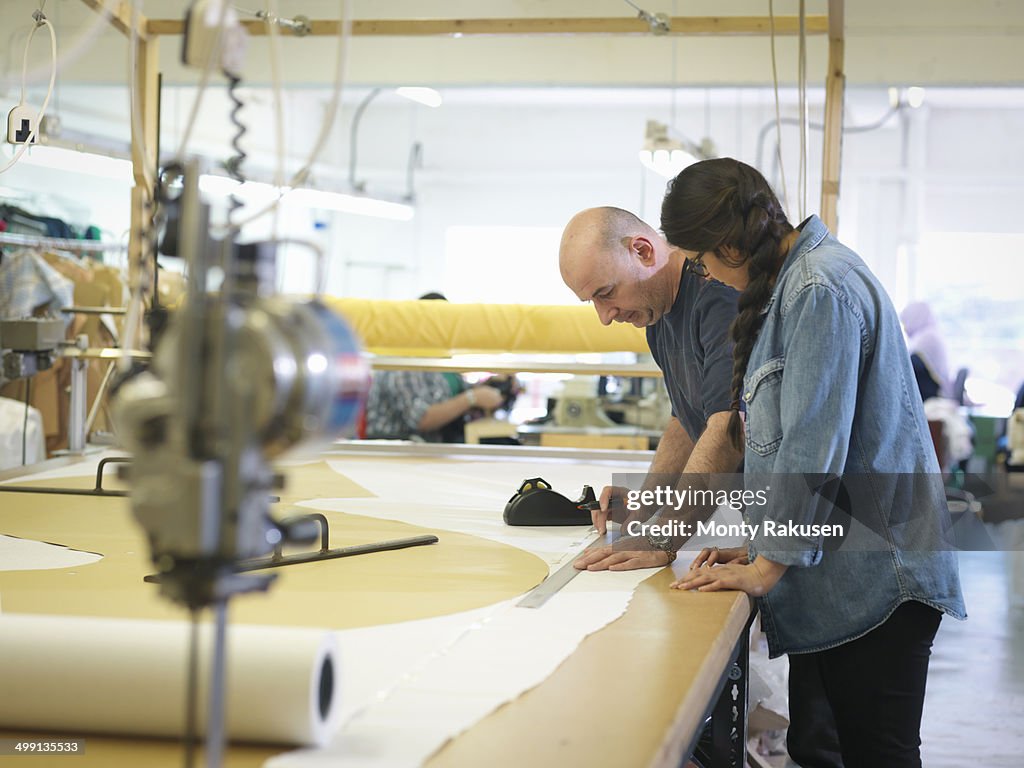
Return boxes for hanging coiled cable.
[224,70,247,185]
[223,68,247,224]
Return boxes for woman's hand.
[687,546,749,570]
[670,555,787,597]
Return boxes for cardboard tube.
[0,614,339,746]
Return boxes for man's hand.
[590,485,649,535]
[687,546,749,570]
[669,555,787,597]
[573,536,674,571]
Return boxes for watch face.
[648,534,671,550]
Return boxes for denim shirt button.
[744,391,752,402]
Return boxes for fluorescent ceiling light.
[395,87,443,108]
[198,174,245,197]
[198,174,414,221]
[1,139,412,221]
[288,188,414,220]
[198,175,280,204]
[1,144,132,182]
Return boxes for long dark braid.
[660,159,793,451]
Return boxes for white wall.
[3,83,1023,401]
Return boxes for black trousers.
[787,600,942,768]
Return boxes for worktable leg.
[692,620,750,768]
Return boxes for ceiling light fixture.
[1,143,133,182]
[638,119,711,178]
[906,86,926,109]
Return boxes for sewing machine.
[551,375,671,431]
[113,161,370,763]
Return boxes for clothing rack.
[0,232,127,254]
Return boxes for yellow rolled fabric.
[323,298,649,356]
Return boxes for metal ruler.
[516,532,607,609]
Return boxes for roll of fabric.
[0,614,339,747]
[325,297,649,355]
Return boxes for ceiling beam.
[146,15,829,38]
[78,0,149,41]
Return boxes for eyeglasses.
[687,252,709,278]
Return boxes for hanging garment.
[0,393,45,470]
[0,249,74,322]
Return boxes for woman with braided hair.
[661,158,965,768]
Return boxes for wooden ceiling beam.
[78,0,149,41]
[145,15,828,38]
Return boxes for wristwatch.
[646,533,678,564]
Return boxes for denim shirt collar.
[758,215,830,317]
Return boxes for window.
[914,232,1024,415]
[443,226,574,305]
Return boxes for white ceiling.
[1,0,1022,89]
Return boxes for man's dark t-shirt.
[646,263,739,442]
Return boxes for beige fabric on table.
[0,456,752,768]
[275,460,376,504]
[0,461,547,628]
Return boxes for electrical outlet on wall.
[7,104,38,144]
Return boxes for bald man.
[559,206,742,571]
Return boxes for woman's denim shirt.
[742,215,966,657]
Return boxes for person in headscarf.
[900,301,951,401]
